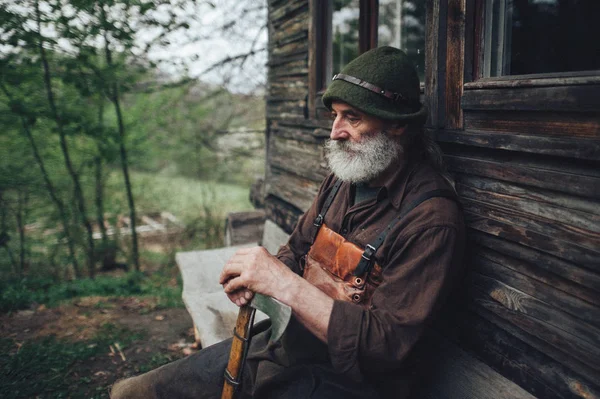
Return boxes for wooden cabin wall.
[427,1,600,398]
[265,0,329,233]
[264,0,600,398]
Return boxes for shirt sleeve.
[276,174,338,274]
[326,224,464,378]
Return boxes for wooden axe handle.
[221,305,256,399]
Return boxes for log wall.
[264,0,600,397]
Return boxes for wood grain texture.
[221,305,256,399]
[266,167,319,211]
[264,195,303,235]
[465,210,599,271]
[425,0,440,128]
[436,308,600,399]
[471,239,600,306]
[445,0,465,129]
[409,330,536,399]
[471,301,600,388]
[444,154,600,199]
[432,128,600,160]
[462,85,600,112]
[460,194,600,253]
[470,231,600,294]
[472,252,600,329]
[464,111,600,138]
[269,135,327,182]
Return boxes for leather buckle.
[361,244,376,262]
[313,214,324,227]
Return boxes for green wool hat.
[322,46,427,123]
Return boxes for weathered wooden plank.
[269,30,308,50]
[445,0,465,129]
[473,241,600,307]
[470,231,600,294]
[409,330,537,399]
[269,135,327,182]
[432,128,600,161]
[458,187,600,250]
[269,0,308,26]
[462,85,600,112]
[444,154,600,199]
[464,110,600,138]
[472,251,600,328]
[456,181,600,237]
[268,51,307,68]
[271,39,309,59]
[266,102,306,120]
[465,210,599,271]
[467,272,600,351]
[270,125,324,144]
[425,0,441,128]
[270,14,308,44]
[437,308,600,399]
[264,194,303,235]
[274,116,332,131]
[455,174,600,217]
[462,198,600,264]
[266,166,319,211]
[468,281,600,381]
[269,60,308,78]
[464,73,600,89]
[471,302,600,392]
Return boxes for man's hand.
[219,246,296,307]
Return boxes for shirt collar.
[368,157,415,210]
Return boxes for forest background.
[0,1,267,397]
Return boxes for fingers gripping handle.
[221,305,256,399]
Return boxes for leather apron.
[300,179,456,308]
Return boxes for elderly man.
[111,46,465,399]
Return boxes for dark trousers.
[110,332,381,399]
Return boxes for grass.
[105,171,254,223]
[0,323,144,399]
[0,270,183,313]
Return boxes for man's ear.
[388,123,408,136]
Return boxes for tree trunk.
[102,8,140,271]
[36,1,96,278]
[16,190,27,276]
[0,192,19,275]
[95,97,111,268]
[0,82,81,278]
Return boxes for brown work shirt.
[248,157,466,398]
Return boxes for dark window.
[315,0,426,92]
[483,0,600,77]
[378,0,426,81]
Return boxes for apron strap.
[312,179,343,240]
[354,189,458,276]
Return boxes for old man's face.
[325,101,405,183]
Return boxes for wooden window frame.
[441,0,600,132]
[308,0,379,119]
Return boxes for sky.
[142,0,268,93]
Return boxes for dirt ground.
[1,296,198,398]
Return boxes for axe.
[221,293,292,399]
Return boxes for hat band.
[332,73,418,107]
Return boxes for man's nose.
[330,117,349,140]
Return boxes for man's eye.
[329,113,337,120]
[347,116,359,123]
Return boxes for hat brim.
[322,79,428,123]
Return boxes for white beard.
[324,131,403,183]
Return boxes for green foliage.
[0,323,143,399]
[0,271,183,313]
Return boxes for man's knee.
[110,373,158,399]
